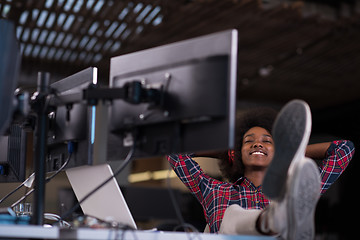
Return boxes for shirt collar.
[235,176,263,190]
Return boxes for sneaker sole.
[263,100,312,200]
[287,158,320,240]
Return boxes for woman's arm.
[167,154,224,204]
[305,142,332,160]
[312,140,355,194]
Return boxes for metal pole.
[31,72,50,225]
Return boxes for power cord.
[166,165,203,240]
[10,142,74,209]
[44,213,71,227]
[0,173,35,205]
[166,165,185,227]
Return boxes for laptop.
[66,163,137,229]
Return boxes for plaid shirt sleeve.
[319,140,355,195]
[167,154,224,205]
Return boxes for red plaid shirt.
[167,140,354,233]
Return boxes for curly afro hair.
[217,107,278,183]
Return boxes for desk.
[0,224,275,240]
[0,224,59,239]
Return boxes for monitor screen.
[109,29,238,158]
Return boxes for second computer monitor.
[47,67,107,172]
[109,29,238,158]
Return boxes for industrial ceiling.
[1,0,359,110]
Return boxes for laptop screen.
[66,163,137,229]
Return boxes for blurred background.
[0,0,359,239]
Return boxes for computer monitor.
[0,19,21,136]
[46,67,107,172]
[109,29,238,158]
[0,19,23,183]
[0,124,27,183]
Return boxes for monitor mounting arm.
[48,80,163,107]
[83,81,163,106]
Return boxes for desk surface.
[0,224,275,240]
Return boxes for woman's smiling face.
[241,126,275,170]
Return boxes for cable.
[45,142,74,182]
[11,153,72,208]
[10,188,34,209]
[60,142,136,222]
[166,166,203,240]
[10,142,74,209]
[44,213,71,227]
[166,165,186,226]
[166,122,190,230]
[0,173,35,205]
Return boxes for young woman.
[167,103,355,235]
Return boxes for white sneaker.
[263,99,312,200]
[262,100,320,239]
[265,158,320,240]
